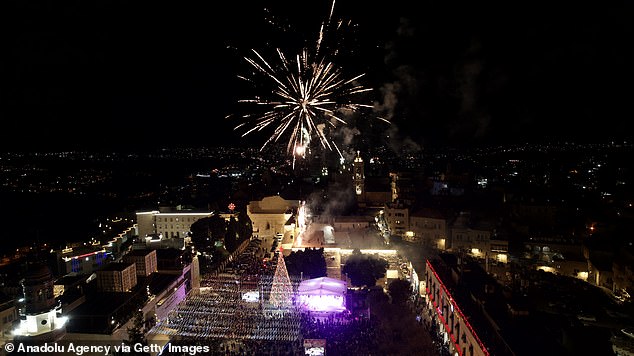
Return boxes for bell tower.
[353,151,365,205]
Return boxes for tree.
[208,214,227,241]
[190,215,228,250]
[224,216,239,251]
[387,278,412,305]
[125,310,150,355]
[304,248,327,278]
[285,248,327,279]
[237,211,253,241]
[190,215,230,270]
[270,251,293,308]
[342,252,388,288]
[190,217,217,253]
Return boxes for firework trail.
[231,0,378,160]
[316,0,337,56]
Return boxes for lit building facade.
[425,260,490,356]
[104,225,135,259]
[136,207,214,239]
[57,246,111,275]
[122,249,157,277]
[247,195,298,239]
[449,212,509,264]
[190,254,201,290]
[383,202,409,237]
[1,296,18,342]
[408,208,447,249]
[96,263,137,292]
[526,239,588,280]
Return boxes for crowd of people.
[149,237,408,355]
[152,274,303,342]
[300,312,382,355]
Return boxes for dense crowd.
[149,237,400,356]
[300,312,382,356]
[151,274,303,342]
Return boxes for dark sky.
[2,0,633,151]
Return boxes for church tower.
[353,150,365,205]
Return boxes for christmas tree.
[269,248,294,309]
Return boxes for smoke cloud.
[373,65,423,154]
[305,181,356,222]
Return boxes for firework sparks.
[232,0,375,158]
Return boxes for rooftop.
[297,277,347,296]
[429,254,568,356]
[147,272,180,295]
[68,292,134,317]
[333,215,375,223]
[54,273,88,286]
[156,248,184,259]
[98,262,134,272]
[124,249,156,257]
[410,207,445,219]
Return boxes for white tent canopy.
[297,277,347,312]
[297,277,347,297]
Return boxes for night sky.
[2,0,633,151]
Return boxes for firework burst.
[231,0,375,160]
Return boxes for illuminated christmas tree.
[269,249,294,309]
